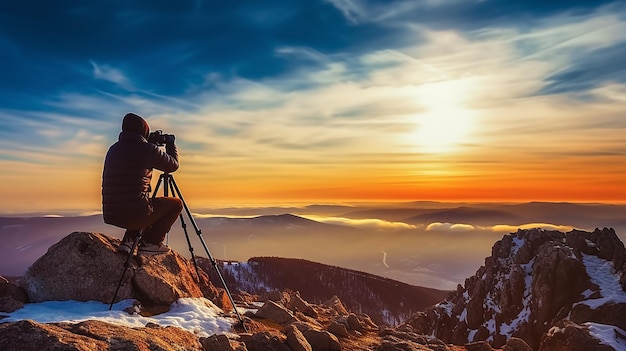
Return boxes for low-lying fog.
[2,202,625,290]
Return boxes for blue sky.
[2,0,623,103]
[1,0,626,212]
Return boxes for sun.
[415,107,473,153]
[412,79,476,153]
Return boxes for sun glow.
[412,79,476,153]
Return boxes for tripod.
[109,172,246,331]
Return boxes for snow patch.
[587,322,626,351]
[500,259,534,337]
[511,236,525,257]
[436,301,454,317]
[468,329,478,342]
[578,254,626,309]
[581,289,594,299]
[0,298,234,337]
[484,292,502,314]
[458,307,467,323]
[585,239,597,248]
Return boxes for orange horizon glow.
[2,19,626,213]
[3,160,624,214]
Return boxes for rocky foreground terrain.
[409,227,626,351]
[1,228,625,351]
[200,256,449,326]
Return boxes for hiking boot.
[138,242,171,255]
[117,237,135,254]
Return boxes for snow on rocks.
[405,227,626,351]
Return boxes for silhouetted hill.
[200,256,450,326]
[199,213,350,229]
[403,206,521,226]
[337,202,626,233]
[203,204,358,217]
[498,202,626,230]
[0,213,357,276]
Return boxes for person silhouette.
[101,113,182,255]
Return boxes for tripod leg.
[177,212,202,282]
[109,234,141,310]
[168,175,247,332]
[152,174,165,199]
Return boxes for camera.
[147,130,175,146]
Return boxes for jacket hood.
[122,113,150,139]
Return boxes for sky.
[1,0,626,213]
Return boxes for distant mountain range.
[2,202,625,290]
[199,256,450,326]
[338,201,626,230]
[0,213,356,277]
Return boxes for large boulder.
[0,319,204,351]
[19,232,219,307]
[302,329,341,351]
[200,334,248,351]
[284,324,313,351]
[324,295,349,316]
[255,300,297,325]
[241,331,291,351]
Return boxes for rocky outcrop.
[203,257,449,326]
[0,276,27,313]
[0,319,205,351]
[19,232,220,308]
[406,228,626,350]
[240,291,453,351]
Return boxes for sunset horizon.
[1,1,625,213]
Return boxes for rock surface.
[0,319,204,351]
[406,228,626,350]
[19,232,220,308]
[0,276,27,313]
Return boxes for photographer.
[102,113,182,255]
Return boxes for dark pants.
[122,197,183,245]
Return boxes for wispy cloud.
[423,221,575,233]
[324,0,364,24]
[302,215,417,230]
[426,222,475,232]
[90,61,134,90]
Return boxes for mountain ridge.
[200,256,449,326]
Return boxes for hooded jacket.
[101,113,179,227]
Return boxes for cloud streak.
[302,215,417,230]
